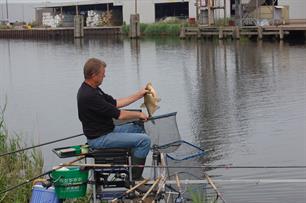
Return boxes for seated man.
[77,58,151,180]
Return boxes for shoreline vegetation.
[0,106,44,202]
[122,22,183,36]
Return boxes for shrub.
[0,105,44,202]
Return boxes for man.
[77,58,151,180]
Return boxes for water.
[0,37,305,202]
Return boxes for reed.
[0,24,10,29]
[0,105,44,202]
[122,22,181,36]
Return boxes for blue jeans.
[87,123,151,158]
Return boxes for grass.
[0,104,44,202]
[122,22,182,36]
[0,24,10,29]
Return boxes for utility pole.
[235,0,240,26]
[75,0,79,15]
[5,0,9,21]
[196,0,199,22]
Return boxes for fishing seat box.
[87,148,133,191]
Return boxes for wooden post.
[208,0,213,26]
[258,26,263,40]
[279,27,284,40]
[179,25,186,39]
[74,15,84,38]
[234,26,240,39]
[219,28,223,39]
[197,29,202,39]
[129,14,140,38]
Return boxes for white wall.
[121,0,154,24]
[121,0,197,24]
[278,0,306,19]
[0,3,39,22]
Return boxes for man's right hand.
[139,112,148,121]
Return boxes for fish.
[140,82,161,117]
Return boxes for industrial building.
[0,0,305,26]
[34,0,196,26]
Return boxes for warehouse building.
[34,0,196,26]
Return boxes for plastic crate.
[30,185,60,203]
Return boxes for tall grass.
[122,22,181,36]
[0,105,44,202]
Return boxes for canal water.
[0,37,305,202]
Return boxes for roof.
[36,0,115,8]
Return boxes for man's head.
[83,58,106,87]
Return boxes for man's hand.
[139,86,149,97]
[139,112,148,121]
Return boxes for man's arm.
[118,110,148,121]
[116,86,148,108]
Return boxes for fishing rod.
[0,133,84,158]
[62,163,306,169]
[116,112,177,126]
[0,112,177,157]
[205,173,227,203]
[0,156,85,195]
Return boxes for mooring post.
[279,27,284,40]
[258,26,263,40]
[129,14,140,39]
[219,28,223,39]
[179,25,186,39]
[197,27,201,39]
[74,15,84,38]
[234,26,240,39]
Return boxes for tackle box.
[52,145,88,158]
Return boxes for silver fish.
[140,82,161,117]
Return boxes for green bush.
[0,24,10,29]
[121,22,181,36]
[0,105,44,202]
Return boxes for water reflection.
[0,37,305,202]
[74,38,84,49]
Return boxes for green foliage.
[121,24,129,35]
[0,106,44,202]
[188,188,205,203]
[143,22,180,36]
[140,23,148,33]
[121,22,181,36]
[0,24,10,30]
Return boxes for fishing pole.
[116,112,177,126]
[0,112,177,157]
[0,133,84,158]
[62,163,306,169]
[0,156,85,195]
[205,173,227,203]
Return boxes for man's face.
[93,66,105,86]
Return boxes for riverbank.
[0,108,44,202]
[1,22,305,41]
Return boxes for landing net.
[144,112,181,153]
